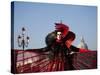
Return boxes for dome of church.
[77,37,88,49]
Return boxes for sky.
[12,1,97,50]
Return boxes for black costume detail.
[44,31,79,70]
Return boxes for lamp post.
[17,27,30,72]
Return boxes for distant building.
[77,37,88,49]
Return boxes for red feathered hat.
[55,22,69,38]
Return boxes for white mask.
[57,32,62,41]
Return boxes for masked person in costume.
[45,22,89,70]
[45,22,76,70]
[30,22,89,72]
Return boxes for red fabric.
[79,48,90,53]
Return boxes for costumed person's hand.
[79,48,90,53]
